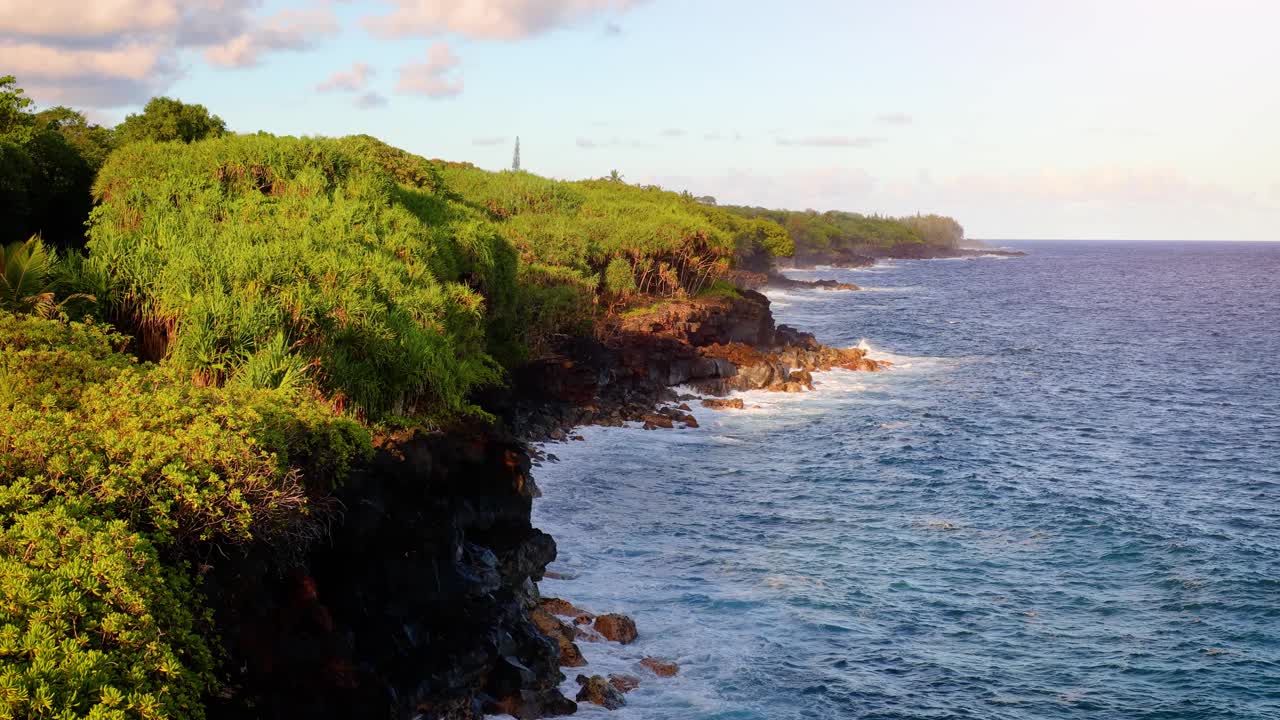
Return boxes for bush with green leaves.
[85,134,506,419]
[0,486,214,720]
[437,165,781,307]
[113,97,225,146]
[0,312,369,546]
[0,312,371,718]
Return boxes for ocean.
[531,241,1280,719]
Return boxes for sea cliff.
[200,284,883,719]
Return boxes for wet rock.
[677,403,692,411]
[642,413,674,429]
[640,657,680,677]
[683,415,699,428]
[576,674,626,710]
[608,674,641,694]
[702,398,744,410]
[531,607,587,668]
[592,614,638,644]
[541,597,593,620]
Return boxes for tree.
[607,169,623,183]
[0,78,96,248]
[0,75,33,133]
[35,106,115,171]
[115,96,228,145]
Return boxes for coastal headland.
[0,87,999,719]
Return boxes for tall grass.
[85,135,504,419]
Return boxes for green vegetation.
[0,73,965,716]
[84,135,505,419]
[0,310,368,720]
[723,206,964,262]
[0,77,111,249]
[113,97,227,146]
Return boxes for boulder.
[640,657,679,677]
[642,413,674,429]
[609,674,641,694]
[592,613,638,644]
[541,597,593,620]
[576,674,626,710]
[702,398,744,410]
[530,607,587,668]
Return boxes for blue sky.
[4,0,1278,240]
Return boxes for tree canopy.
[114,97,227,145]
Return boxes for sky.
[3,0,1278,240]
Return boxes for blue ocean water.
[531,241,1280,719]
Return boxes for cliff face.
[204,287,882,719]
[205,430,574,720]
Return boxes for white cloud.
[0,0,179,37]
[877,112,912,126]
[365,0,646,40]
[396,42,463,98]
[0,0,337,107]
[354,91,388,109]
[318,62,376,93]
[576,135,653,149]
[0,42,164,81]
[204,9,338,68]
[777,135,886,148]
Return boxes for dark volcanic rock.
[204,429,575,720]
[575,675,626,710]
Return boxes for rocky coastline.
[203,285,884,719]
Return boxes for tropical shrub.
[1,235,93,317]
[0,313,370,547]
[0,488,215,720]
[85,135,503,419]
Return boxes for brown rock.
[640,657,680,677]
[541,597,593,620]
[530,607,587,668]
[576,674,626,710]
[677,403,692,411]
[593,613,638,644]
[642,413,674,429]
[608,674,641,694]
[683,415,699,428]
[701,398,745,410]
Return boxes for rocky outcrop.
[501,289,884,443]
[575,675,625,710]
[764,274,860,292]
[640,657,680,677]
[608,674,640,693]
[531,607,587,668]
[688,341,883,396]
[205,429,575,720]
[702,398,745,410]
[592,614,638,644]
